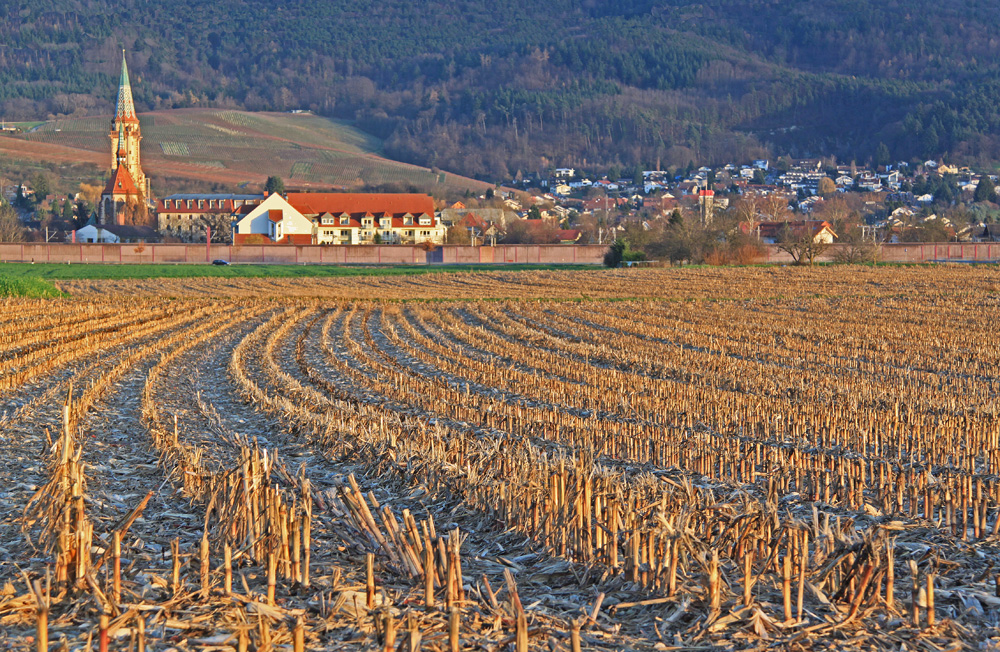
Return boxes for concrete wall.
[759,242,1000,264]
[0,243,607,265]
[5,241,998,266]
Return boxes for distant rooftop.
[162,193,264,200]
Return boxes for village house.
[980,224,1000,242]
[454,212,503,244]
[233,193,315,244]
[555,229,581,243]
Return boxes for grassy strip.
[0,262,595,281]
[0,276,64,297]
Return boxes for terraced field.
[2,266,999,651]
[0,109,489,193]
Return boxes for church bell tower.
[108,51,149,199]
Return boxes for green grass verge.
[0,263,595,281]
[0,276,65,297]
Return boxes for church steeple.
[114,50,138,125]
[104,49,150,225]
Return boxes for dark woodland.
[4,0,1000,178]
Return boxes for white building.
[75,224,158,243]
[233,193,316,244]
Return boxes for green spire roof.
[114,50,137,123]
[119,50,131,90]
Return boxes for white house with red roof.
[233,193,316,244]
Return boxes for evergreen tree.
[874,142,891,167]
[974,176,997,203]
[265,176,285,195]
[32,173,51,201]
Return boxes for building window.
[340,230,350,237]
[340,217,349,225]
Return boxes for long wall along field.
[2,266,999,650]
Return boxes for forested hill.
[4,0,1000,178]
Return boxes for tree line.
[4,0,1000,179]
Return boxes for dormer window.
[340,217,349,225]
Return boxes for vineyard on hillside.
[6,110,491,193]
[1,267,998,650]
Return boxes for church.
[99,52,152,226]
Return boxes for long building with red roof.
[232,192,445,245]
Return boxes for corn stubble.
[1,266,999,650]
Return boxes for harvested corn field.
[2,266,999,651]
[50,263,1000,301]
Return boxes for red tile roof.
[286,193,435,217]
[103,164,140,196]
[456,212,490,230]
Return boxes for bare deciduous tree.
[832,225,881,264]
[776,223,831,265]
[198,213,234,243]
[0,203,26,242]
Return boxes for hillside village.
[3,56,1000,258]
[7,155,1000,252]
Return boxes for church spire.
[114,50,138,124]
